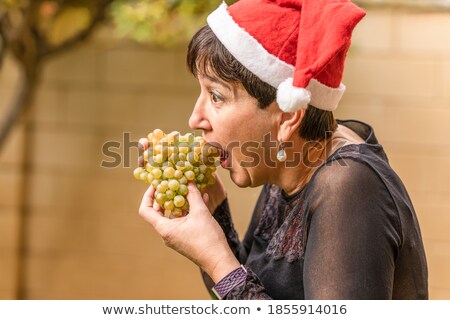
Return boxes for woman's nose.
[189,98,211,131]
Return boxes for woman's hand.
[139,182,240,283]
[202,172,227,214]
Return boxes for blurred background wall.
[1,2,450,299]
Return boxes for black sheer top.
[202,120,428,299]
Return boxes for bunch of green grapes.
[133,129,218,218]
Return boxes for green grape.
[155,192,166,205]
[205,172,215,185]
[159,137,168,144]
[172,208,183,218]
[160,180,169,189]
[162,161,174,168]
[139,171,148,181]
[168,179,180,191]
[153,129,164,140]
[143,150,149,162]
[175,161,185,171]
[178,142,189,154]
[164,200,175,211]
[168,146,178,156]
[178,176,188,185]
[184,162,194,172]
[157,183,168,193]
[145,163,154,172]
[151,179,161,188]
[178,184,188,196]
[161,146,169,157]
[179,152,187,161]
[152,168,162,179]
[154,154,165,164]
[185,133,194,143]
[134,167,145,180]
[174,169,183,179]
[154,144,163,154]
[196,173,205,183]
[184,170,195,181]
[192,142,202,154]
[166,189,175,200]
[163,167,175,179]
[169,153,179,164]
[199,154,211,165]
[173,195,186,208]
[187,152,199,164]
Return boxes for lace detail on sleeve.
[224,267,272,300]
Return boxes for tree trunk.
[0,64,39,151]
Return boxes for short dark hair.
[187,25,337,141]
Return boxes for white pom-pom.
[276,78,311,112]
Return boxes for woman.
[139,0,428,299]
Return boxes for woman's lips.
[204,140,230,169]
[206,141,231,169]
[220,149,230,168]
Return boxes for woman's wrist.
[205,250,241,284]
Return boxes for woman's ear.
[277,109,305,142]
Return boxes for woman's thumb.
[186,182,209,215]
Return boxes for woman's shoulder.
[308,143,390,191]
[305,142,412,228]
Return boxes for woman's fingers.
[154,201,163,213]
[139,186,164,226]
[186,182,202,200]
[186,182,210,216]
[140,185,155,207]
[202,192,209,206]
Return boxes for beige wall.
[337,8,450,299]
[1,7,450,299]
[0,54,24,299]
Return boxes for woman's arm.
[201,185,269,296]
[214,185,268,262]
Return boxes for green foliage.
[110,0,237,45]
[0,0,28,10]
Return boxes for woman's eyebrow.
[204,74,232,91]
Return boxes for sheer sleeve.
[200,186,269,297]
[303,159,402,299]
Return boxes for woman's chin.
[229,170,252,188]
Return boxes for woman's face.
[189,73,280,188]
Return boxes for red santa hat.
[207,0,366,112]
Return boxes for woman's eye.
[210,91,223,103]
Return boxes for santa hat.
[207,0,366,112]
